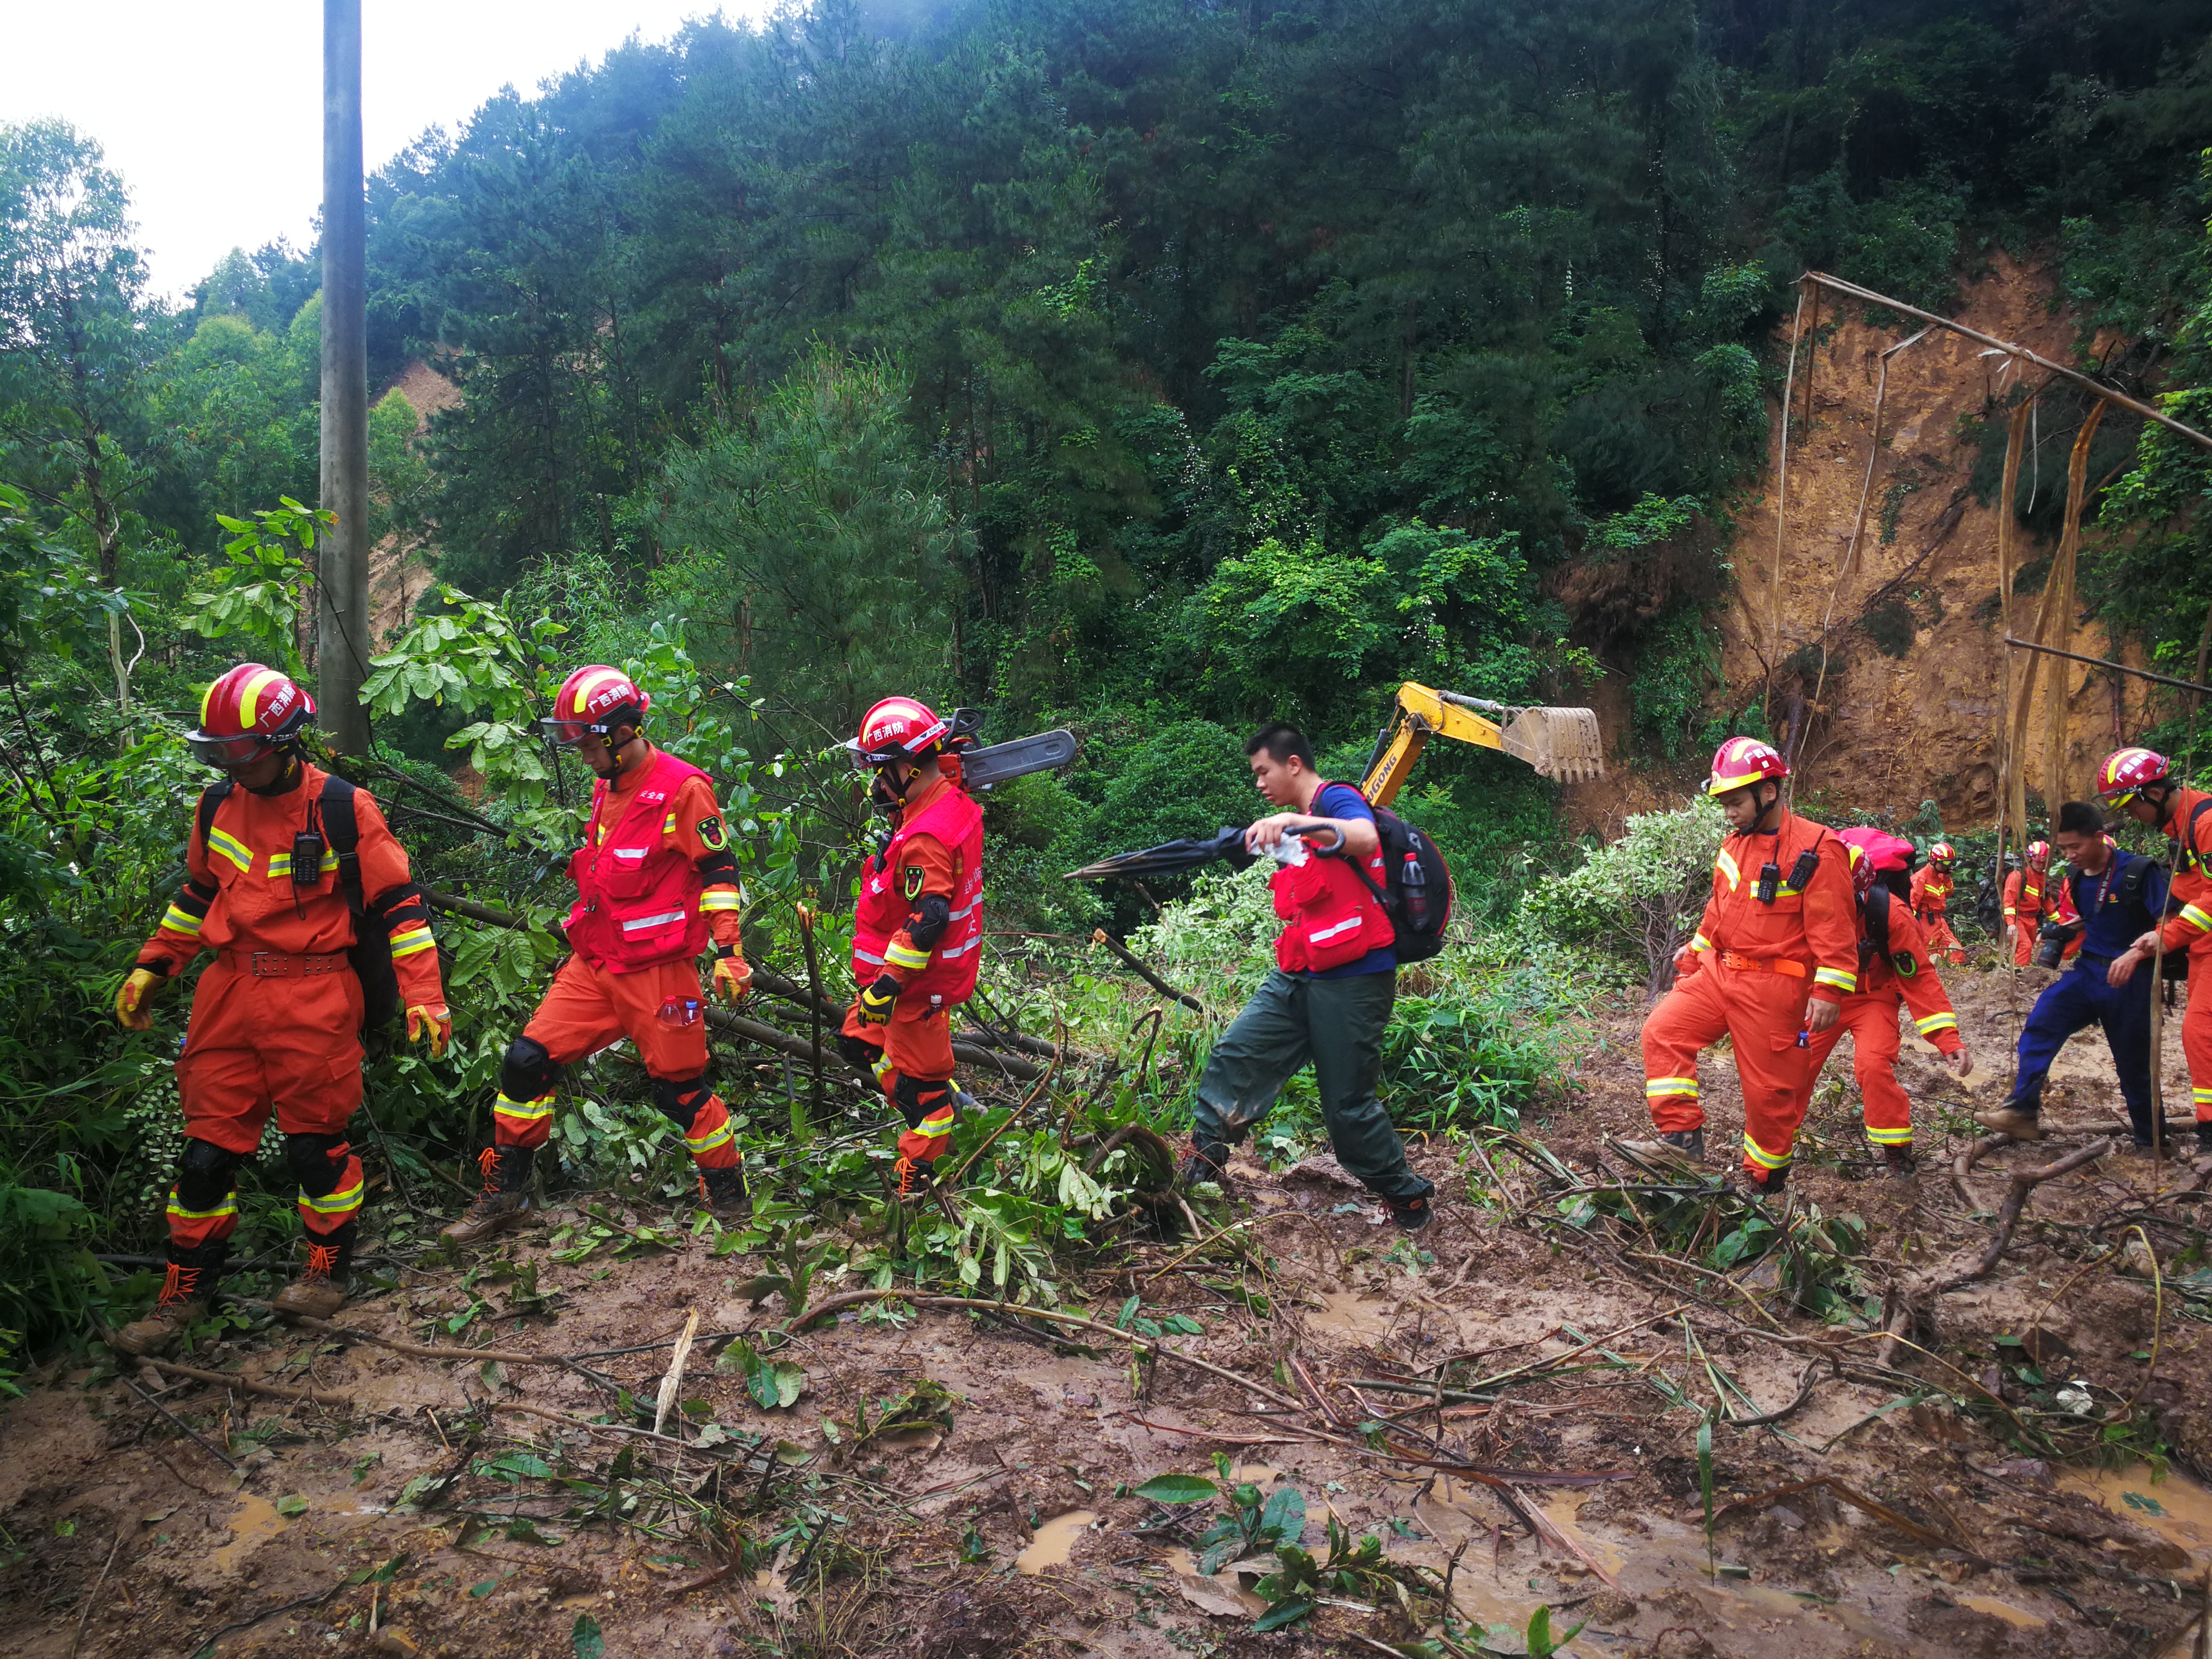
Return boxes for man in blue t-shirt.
[1178,723,1437,1229]
[1976,800,2169,1150]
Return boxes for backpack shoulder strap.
[318,775,367,916]
[2184,797,2212,869]
[195,779,235,860]
[1866,886,1891,958]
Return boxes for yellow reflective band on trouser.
[913,1107,955,1140]
[686,1118,734,1156]
[166,1190,239,1223]
[1646,1076,1699,1099]
[162,903,205,935]
[2182,904,2212,933]
[389,924,435,959]
[1814,967,1857,993]
[1715,850,1742,891]
[1742,1134,1791,1171]
[1864,1124,1914,1145]
[300,1178,364,1216]
[495,1092,555,1122]
[885,941,930,971]
[1914,1012,1958,1036]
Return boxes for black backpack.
[1856,886,1919,980]
[196,776,404,1034]
[1330,784,1456,964]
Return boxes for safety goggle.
[185,731,278,768]
[2097,785,2141,807]
[539,716,609,748]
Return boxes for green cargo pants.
[1191,968,1433,1204]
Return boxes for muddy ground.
[8,948,2211,1659]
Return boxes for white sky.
[4,2,776,300]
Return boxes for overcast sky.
[4,1,775,300]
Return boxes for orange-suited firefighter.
[1907,841,1967,966]
[1812,829,1973,1177]
[111,664,450,1355]
[2099,746,2212,1152]
[1627,739,1859,1198]
[2002,841,2052,967]
[443,667,753,1243]
[835,697,984,1197]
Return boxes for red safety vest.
[1270,784,1396,974]
[565,747,712,974]
[851,782,984,1010]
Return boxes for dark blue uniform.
[2005,847,2169,1143]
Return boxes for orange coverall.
[1801,898,1963,1149]
[2152,786,2212,1127]
[1642,809,1859,1183]
[2002,865,2050,966]
[493,750,744,1170]
[840,773,962,1166]
[1908,865,1966,964]
[136,764,444,1248]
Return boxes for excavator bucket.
[1495,704,1606,782]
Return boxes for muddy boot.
[271,1222,356,1320]
[1732,1165,1788,1205]
[111,1242,227,1357]
[696,1157,750,1220]
[1388,1192,1434,1231]
[1177,1134,1235,1194]
[1972,1105,2046,1142]
[1619,1128,1705,1167]
[440,1146,536,1245]
[1881,1143,1919,1180]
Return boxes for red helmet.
[2094,746,2170,806]
[1928,841,1955,868]
[850,695,949,767]
[2026,840,2049,866]
[541,666,649,746]
[187,663,315,767]
[1705,736,1788,799]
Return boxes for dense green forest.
[4,0,2212,1370]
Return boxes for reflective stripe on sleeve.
[2181,904,2212,934]
[1913,1011,1958,1036]
[700,889,742,913]
[1813,967,1857,993]
[885,941,930,971]
[389,923,436,959]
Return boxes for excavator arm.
[1357,682,1604,807]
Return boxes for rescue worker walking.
[1809,829,1972,1177]
[1908,842,1967,965]
[1628,738,1859,1198]
[2002,841,2053,967]
[1178,724,1437,1228]
[443,667,752,1243]
[112,664,450,1355]
[2099,746,2212,1149]
[1977,799,2167,1151]
[836,697,985,1197]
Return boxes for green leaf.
[1259,1484,1306,1542]
[1134,1473,1217,1505]
[571,1613,604,1658]
[274,1495,307,1517]
[1253,1598,1315,1631]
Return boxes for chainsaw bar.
[956,728,1078,790]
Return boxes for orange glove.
[115,967,162,1031]
[711,953,753,1003]
[406,1003,453,1059]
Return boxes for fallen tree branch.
[1885,1138,2112,1367]
[1090,929,1206,1013]
[139,1356,351,1407]
[1713,1473,1992,1565]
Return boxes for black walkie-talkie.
[1755,860,1781,905]
[292,801,328,916]
[1784,848,1821,892]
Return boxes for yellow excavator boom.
[1357,682,1604,806]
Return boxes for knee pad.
[652,1072,712,1131]
[892,1072,952,1118]
[836,1032,877,1073]
[284,1133,352,1199]
[499,1036,559,1102]
[175,1137,242,1210]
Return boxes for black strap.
[1865,885,1891,959]
[2181,797,2212,874]
[195,779,236,861]
[318,775,367,918]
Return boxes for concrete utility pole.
[318,0,372,753]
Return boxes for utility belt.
[221,949,350,979]
[1718,952,1807,978]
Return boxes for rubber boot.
[1972,1105,2045,1142]
[1733,1164,1788,1204]
[1388,1193,1434,1231]
[1881,1143,1919,1180]
[1177,1134,1234,1193]
[271,1220,357,1320]
[112,1241,227,1358]
[1620,1128,1705,1167]
[441,1145,536,1244]
[697,1156,750,1220]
